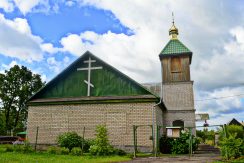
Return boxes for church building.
[27,22,195,151]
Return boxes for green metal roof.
[17,131,27,135]
[28,51,159,104]
[160,39,191,55]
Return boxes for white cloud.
[41,43,60,54]
[60,30,160,82]
[196,87,244,113]
[0,0,51,15]
[0,13,58,62]
[0,0,14,12]
[193,26,244,90]
[65,1,75,7]
[13,0,42,15]
[63,56,70,63]
[40,74,47,82]
[46,56,71,73]
[230,26,244,50]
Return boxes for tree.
[218,125,244,141]
[0,65,44,135]
[89,125,114,156]
[226,125,244,139]
[219,134,243,160]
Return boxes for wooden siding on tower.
[161,56,190,82]
[181,56,190,81]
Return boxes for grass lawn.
[0,152,131,163]
[0,145,131,163]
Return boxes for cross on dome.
[169,12,179,40]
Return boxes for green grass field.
[0,145,131,163]
[0,152,131,163]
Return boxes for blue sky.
[0,0,244,125]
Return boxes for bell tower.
[159,18,195,130]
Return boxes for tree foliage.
[0,65,44,135]
[218,125,244,141]
[89,125,114,156]
[219,133,243,160]
[196,129,215,144]
[226,125,244,139]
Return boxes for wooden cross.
[77,57,102,96]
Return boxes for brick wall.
[163,110,195,128]
[162,81,194,110]
[162,81,196,133]
[27,102,162,150]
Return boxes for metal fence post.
[223,124,228,159]
[34,126,39,151]
[190,128,192,157]
[155,125,159,157]
[151,125,155,156]
[133,125,137,158]
[81,126,85,155]
[188,127,192,158]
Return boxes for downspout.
[152,60,164,157]
[152,98,162,157]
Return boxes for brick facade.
[162,81,196,131]
[162,82,194,111]
[27,102,163,151]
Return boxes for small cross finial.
[169,12,178,39]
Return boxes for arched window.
[173,120,184,128]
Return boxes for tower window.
[171,57,181,73]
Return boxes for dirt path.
[123,153,221,163]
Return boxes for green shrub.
[8,142,33,153]
[113,148,126,156]
[13,145,23,152]
[192,137,200,151]
[57,132,83,152]
[159,131,199,154]
[159,135,172,154]
[60,147,69,155]
[47,146,69,155]
[22,142,33,153]
[5,145,14,152]
[170,132,189,154]
[84,139,95,152]
[89,125,114,156]
[70,147,82,156]
[47,146,58,154]
[219,133,243,160]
